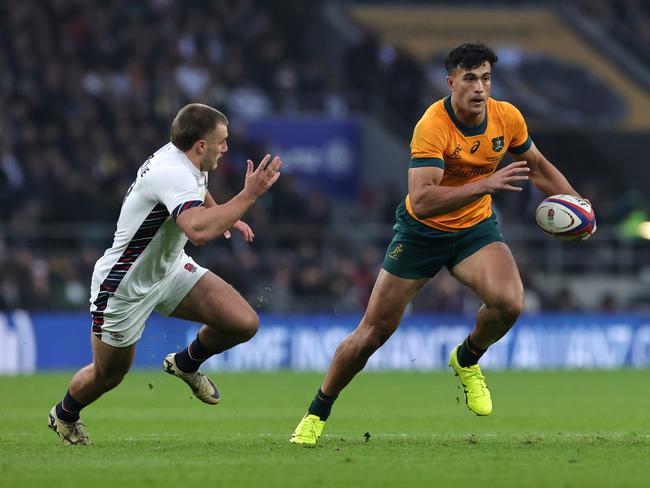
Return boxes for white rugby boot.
[48,406,92,445]
[163,353,221,405]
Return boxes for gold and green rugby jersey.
[406,96,532,232]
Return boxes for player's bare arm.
[512,142,578,197]
[204,191,255,242]
[408,161,530,219]
[177,154,281,246]
[204,192,218,208]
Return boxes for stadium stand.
[1,0,649,313]
[573,0,650,66]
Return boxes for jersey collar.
[444,96,488,137]
[171,142,203,178]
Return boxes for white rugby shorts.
[89,254,207,347]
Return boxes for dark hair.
[444,42,498,74]
[170,103,228,151]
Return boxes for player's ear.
[195,139,206,155]
[446,75,454,91]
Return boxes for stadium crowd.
[575,0,650,65]
[1,0,647,314]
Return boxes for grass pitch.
[1,369,648,487]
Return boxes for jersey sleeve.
[410,112,447,169]
[149,165,205,221]
[506,103,533,154]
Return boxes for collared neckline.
[170,142,202,178]
[444,96,488,137]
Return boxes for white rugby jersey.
[90,143,207,333]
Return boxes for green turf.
[1,369,648,487]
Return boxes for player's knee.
[239,310,259,341]
[494,290,524,324]
[358,320,395,355]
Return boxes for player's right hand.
[483,161,529,193]
[243,154,282,198]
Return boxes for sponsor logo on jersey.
[445,163,495,178]
[470,141,481,154]
[492,136,504,152]
[184,263,197,273]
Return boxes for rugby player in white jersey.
[48,103,281,445]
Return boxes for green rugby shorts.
[382,202,505,280]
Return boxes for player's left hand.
[224,220,254,242]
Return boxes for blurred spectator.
[413,272,466,313]
[344,36,424,136]
[545,287,581,312]
[599,293,618,314]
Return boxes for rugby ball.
[535,195,596,241]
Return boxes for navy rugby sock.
[56,390,87,423]
[308,388,338,421]
[457,335,487,368]
[174,334,215,373]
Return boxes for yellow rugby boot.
[449,344,493,416]
[289,414,325,446]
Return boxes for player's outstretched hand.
[223,220,254,242]
[483,160,529,193]
[244,154,282,199]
